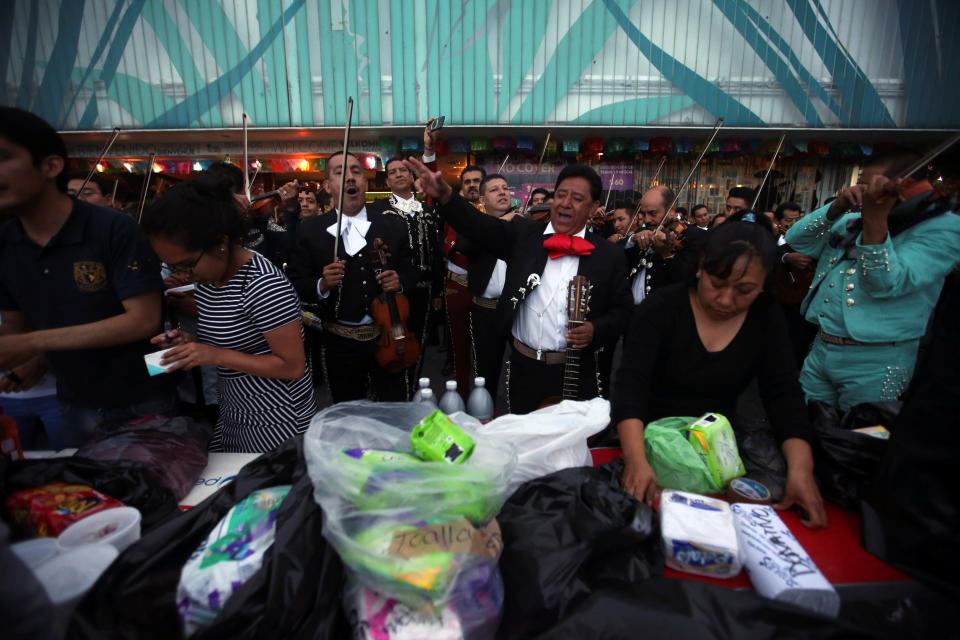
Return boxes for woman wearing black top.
[612,222,827,528]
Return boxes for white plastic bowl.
[34,544,118,604]
[56,506,142,553]
[10,537,59,570]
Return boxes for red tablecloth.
[589,447,911,588]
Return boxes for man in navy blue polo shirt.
[0,108,177,446]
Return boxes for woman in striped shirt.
[142,177,316,452]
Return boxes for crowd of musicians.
[2,108,959,531]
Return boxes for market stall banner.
[2,0,957,131]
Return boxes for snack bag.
[176,485,291,637]
[5,481,125,537]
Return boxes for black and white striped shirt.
[196,252,316,452]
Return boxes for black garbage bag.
[528,578,863,640]
[862,271,960,600]
[76,414,212,500]
[67,436,348,640]
[809,401,898,510]
[1,456,180,537]
[495,460,663,639]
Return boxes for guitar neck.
[562,320,583,400]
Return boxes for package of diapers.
[660,489,742,578]
[176,485,292,637]
[732,504,840,618]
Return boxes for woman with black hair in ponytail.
[141,176,316,452]
[611,221,827,528]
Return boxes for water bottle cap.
[473,376,485,387]
[418,377,430,387]
[445,380,457,390]
[421,388,434,398]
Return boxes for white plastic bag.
[473,398,610,496]
[304,401,516,609]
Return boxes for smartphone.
[428,116,445,132]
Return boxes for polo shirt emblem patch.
[73,261,107,291]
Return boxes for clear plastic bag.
[304,401,516,610]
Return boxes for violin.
[370,238,421,373]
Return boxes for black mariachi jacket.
[366,194,445,296]
[287,207,417,323]
[438,193,632,349]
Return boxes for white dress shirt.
[512,223,585,353]
[481,260,507,298]
[631,267,647,305]
[319,207,373,324]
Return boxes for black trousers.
[469,304,507,402]
[506,342,600,414]
[321,332,408,403]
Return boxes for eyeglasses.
[168,249,205,275]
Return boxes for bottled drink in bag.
[438,380,465,414]
[466,376,494,422]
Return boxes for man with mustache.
[288,152,416,403]
[442,164,487,399]
[409,158,632,413]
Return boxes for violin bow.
[332,96,355,262]
[894,131,960,181]
[627,155,667,234]
[656,117,725,235]
[751,133,786,212]
[136,153,156,223]
[498,154,510,174]
[77,127,121,198]
[520,132,551,217]
[242,112,251,201]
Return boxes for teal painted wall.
[2,0,956,130]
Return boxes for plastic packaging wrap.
[177,486,291,637]
[343,561,503,640]
[304,401,516,609]
[5,481,125,537]
[75,415,211,501]
[660,489,741,579]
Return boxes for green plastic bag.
[644,414,745,494]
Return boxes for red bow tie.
[543,233,594,259]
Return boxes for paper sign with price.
[598,163,634,191]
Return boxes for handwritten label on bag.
[388,518,502,560]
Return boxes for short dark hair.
[205,162,244,194]
[479,173,508,194]
[676,206,688,217]
[774,202,801,220]
[0,107,69,192]
[728,186,755,202]
[66,170,111,196]
[698,221,777,291]
[613,199,634,212]
[460,164,486,182]
[726,209,777,236]
[555,164,601,202]
[384,156,405,173]
[141,175,249,251]
[531,187,550,200]
[692,204,708,215]
[863,149,923,179]
[317,190,332,208]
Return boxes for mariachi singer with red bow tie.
[407,159,632,413]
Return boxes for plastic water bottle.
[411,377,431,403]
[438,380,465,414]
[466,376,494,422]
[418,388,437,408]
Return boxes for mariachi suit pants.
[444,272,473,401]
[468,301,507,403]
